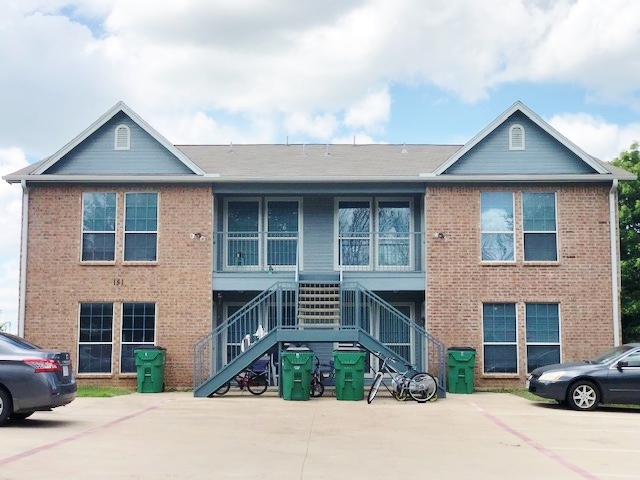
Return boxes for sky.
[1,0,639,333]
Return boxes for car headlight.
[538,371,566,382]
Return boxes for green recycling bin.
[281,346,314,401]
[447,347,476,394]
[333,347,365,401]
[134,348,166,393]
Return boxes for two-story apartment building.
[3,101,634,396]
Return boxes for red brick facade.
[426,183,619,388]
[22,184,213,388]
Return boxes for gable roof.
[432,101,610,176]
[31,102,207,176]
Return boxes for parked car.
[0,332,76,425]
[526,343,640,411]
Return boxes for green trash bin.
[333,347,365,401]
[134,348,166,393]
[281,346,314,401]
[447,347,476,394]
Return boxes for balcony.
[212,231,425,291]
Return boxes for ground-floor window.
[525,303,560,372]
[482,303,517,374]
[78,302,113,374]
[120,302,156,373]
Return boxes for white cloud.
[548,113,640,161]
[284,112,339,141]
[344,88,390,132]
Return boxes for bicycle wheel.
[367,373,384,404]
[247,373,268,395]
[310,380,325,398]
[213,382,231,395]
[408,373,437,403]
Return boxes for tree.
[612,142,640,342]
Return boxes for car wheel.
[567,381,599,411]
[0,388,13,426]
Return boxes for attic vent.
[115,124,130,150]
[509,124,525,150]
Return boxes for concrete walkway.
[1,390,639,479]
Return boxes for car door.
[606,350,640,404]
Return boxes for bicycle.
[367,351,437,404]
[310,356,328,397]
[213,365,269,396]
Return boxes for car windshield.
[591,345,634,364]
[0,332,42,350]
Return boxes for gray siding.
[445,111,595,175]
[46,112,194,175]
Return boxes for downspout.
[18,180,29,337]
[609,179,620,346]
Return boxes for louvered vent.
[115,124,130,150]
[509,124,525,150]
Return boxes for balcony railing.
[213,231,424,273]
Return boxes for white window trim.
[123,192,159,263]
[81,192,117,264]
[509,124,525,150]
[522,192,558,263]
[334,197,373,271]
[115,124,131,150]
[265,197,303,272]
[77,302,114,376]
[119,302,157,374]
[481,302,519,376]
[375,197,414,271]
[524,302,562,374]
[480,192,516,263]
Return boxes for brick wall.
[426,183,619,388]
[23,184,213,388]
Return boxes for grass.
[76,386,136,397]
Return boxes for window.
[526,303,560,372]
[120,302,155,373]
[509,124,525,150]
[78,303,113,374]
[266,200,299,267]
[338,200,371,266]
[522,193,557,261]
[124,193,158,261]
[226,200,260,267]
[115,124,130,150]
[377,200,411,268]
[82,192,116,261]
[483,303,517,374]
[481,192,514,261]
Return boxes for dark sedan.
[527,343,640,411]
[0,332,77,425]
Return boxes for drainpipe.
[18,180,29,337]
[609,179,620,346]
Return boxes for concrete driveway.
[1,390,638,479]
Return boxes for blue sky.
[1,0,639,332]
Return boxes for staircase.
[193,281,447,398]
[298,282,340,326]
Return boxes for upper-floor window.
[124,193,158,261]
[525,303,560,372]
[120,302,156,373]
[336,198,413,270]
[483,303,517,374]
[115,124,130,150]
[480,192,514,261]
[509,124,525,150]
[82,192,116,261]
[522,193,557,261]
[78,302,113,374]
